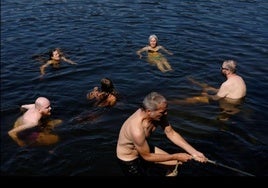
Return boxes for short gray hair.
[142,92,166,111]
[223,60,237,73]
[148,34,158,43]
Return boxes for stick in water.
[207,159,255,176]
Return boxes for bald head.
[35,97,50,110]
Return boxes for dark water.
[1,0,268,177]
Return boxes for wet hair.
[48,50,54,60]
[93,78,118,107]
[32,48,63,63]
[223,60,237,73]
[101,77,117,94]
[142,92,166,111]
[49,48,63,60]
[148,34,158,43]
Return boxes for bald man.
[8,97,62,146]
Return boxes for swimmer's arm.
[203,93,221,101]
[187,77,219,94]
[159,46,173,55]
[8,123,36,146]
[61,56,77,65]
[203,82,228,101]
[208,83,229,101]
[202,90,222,101]
[40,61,52,75]
[203,86,218,93]
[107,95,117,107]
[136,46,148,58]
[87,87,99,100]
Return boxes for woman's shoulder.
[47,59,59,64]
[104,93,117,107]
[87,87,100,100]
[142,46,150,50]
[108,93,117,100]
[107,93,117,102]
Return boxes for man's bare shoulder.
[21,104,34,110]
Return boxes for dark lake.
[1,0,268,177]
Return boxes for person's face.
[40,102,52,116]
[51,50,60,61]
[149,38,157,48]
[149,102,168,121]
[221,63,230,77]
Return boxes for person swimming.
[72,78,119,124]
[33,48,77,77]
[87,77,118,107]
[136,34,173,73]
[169,60,246,121]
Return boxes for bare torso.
[116,109,156,161]
[217,74,246,99]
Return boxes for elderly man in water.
[8,97,62,146]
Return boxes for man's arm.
[132,125,191,163]
[187,77,218,93]
[133,132,189,163]
[8,121,38,146]
[202,82,228,101]
[202,92,222,101]
[21,104,34,110]
[164,124,207,162]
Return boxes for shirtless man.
[171,60,246,121]
[116,92,207,176]
[172,60,246,104]
[8,97,62,146]
[202,60,246,100]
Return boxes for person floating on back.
[136,34,173,73]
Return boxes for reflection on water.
[71,107,109,125]
[1,0,268,176]
[217,97,245,121]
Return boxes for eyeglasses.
[221,67,229,71]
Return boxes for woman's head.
[101,78,115,93]
[148,34,158,47]
[49,48,62,61]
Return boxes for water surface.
[1,0,268,177]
